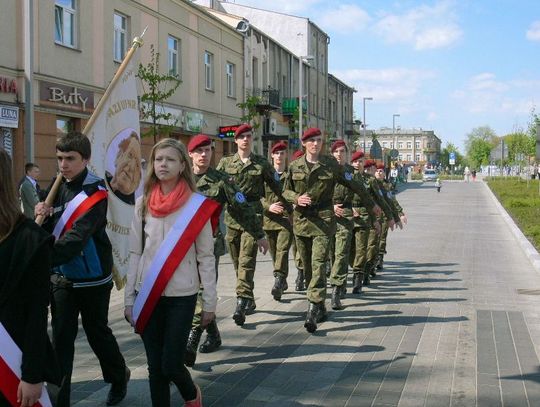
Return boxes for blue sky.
[229,0,540,152]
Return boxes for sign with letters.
[40,81,94,112]
[0,105,19,128]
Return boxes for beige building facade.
[2,0,245,184]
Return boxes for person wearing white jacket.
[124,138,216,407]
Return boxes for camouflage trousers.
[226,227,258,300]
[378,221,390,256]
[291,237,304,271]
[295,234,332,304]
[329,219,354,287]
[366,227,381,267]
[265,227,293,279]
[350,226,370,273]
[192,254,220,328]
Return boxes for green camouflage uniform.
[262,170,293,279]
[349,170,377,274]
[329,163,355,288]
[365,174,399,270]
[283,155,375,304]
[378,180,404,258]
[192,167,266,326]
[217,153,284,300]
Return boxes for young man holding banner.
[35,132,129,407]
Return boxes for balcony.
[251,87,280,111]
[281,98,307,116]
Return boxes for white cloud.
[317,4,370,33]
[453,73,539,115]
[526,21,540,41]
[375,0,463,50]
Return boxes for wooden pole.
[35,28,146,225]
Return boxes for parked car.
[422,169,438,182]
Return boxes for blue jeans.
[141,295,198,406]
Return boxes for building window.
[416,141,421,149]
[113,12,128,62]
[406,154,412,161]
[382,142,387,148]
[407,142,412,149]
[398,154,403,161]
[55,0,76,47]
[56,116,75,135]
[204,52,214,90]
[226,62,235,97]
[168,36,181,77]
[398,142,403,149]
[416,153,421,161]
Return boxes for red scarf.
[148,179,192,218]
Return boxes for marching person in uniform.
[184,134,268,366]
[217,124,281,326]
[283,128,381,333]
[0,150,60,407]
[263,141,294,301]
[363,160,400,283]
[35,132,129,407]
[375,163,407,270]
[349,151,379,294]
[124,138,219,407]
[290,149,306,291]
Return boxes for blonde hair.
[0,149,24,241]
[142,138,196,217]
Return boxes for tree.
[440,142,464,169]
[465,126,497,168]
[137,45,181,144]
[503,132,534,163]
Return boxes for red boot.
[185,384,202,407]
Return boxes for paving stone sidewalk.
[70,179,540,406]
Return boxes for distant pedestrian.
[435,178,442,192]
[464,166,471,182]
[19,162,41,219]
[471,169,477,181]
[124,138,219,407]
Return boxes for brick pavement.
[69,179,540,406]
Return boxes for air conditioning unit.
[268,118,277,135]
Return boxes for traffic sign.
[449,152,456,165]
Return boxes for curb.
[482,180,540,273]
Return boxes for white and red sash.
[0,323,52,407]
[52,188,107,239]
[133,192,220,334]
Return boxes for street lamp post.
[362,97,373,153]
[298,55,314,142]
[392,113,400,152]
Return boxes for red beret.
[376,163,385,170]
[234,123,252,138]
[350,151,365,162]
[271,142,287,154]
[301,127,322,142]
[364,159,376,168]
[331,140,347,152]
[187,134,211,152]
[291,150,304,160]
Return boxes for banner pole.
[36,28,147,226]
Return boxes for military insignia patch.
[235,192,246,203]
[344,172,352,181]
[274,171,280,182]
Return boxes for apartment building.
[195,0,354,147]
[361,128,442,165]
[2,0,245,182]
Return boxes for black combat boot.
[331,286,344,310]
[199,318,222,353]
[233,297,248,326]
[295,269,306,291]
[271,276,285,301]
[369,262,377,277]
[340,281,347,299]
[352,272,364,294]
[184,327,203,367]
[245,298,256,315]
[376,254,384,270]
[304,302,318,333]
[363,271,370,286]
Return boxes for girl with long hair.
[124,139,218,407]
[0,149,60,407]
